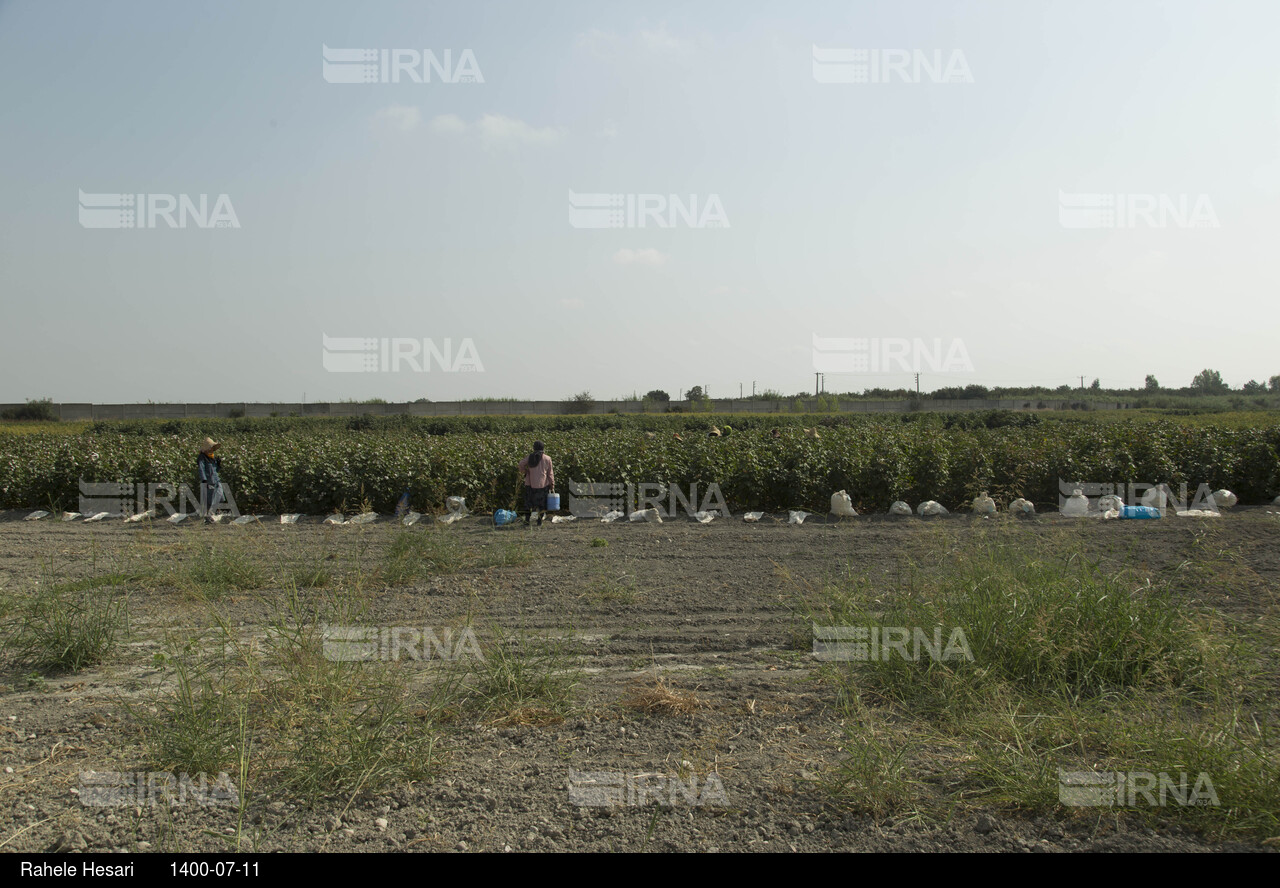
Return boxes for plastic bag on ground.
[348,512,377,525]
[1102,509,1121,520]
[280,514,301,524]
[62,512,82,522]
[1274,495,1280,506]
[440,496,468,524]
[1211,489,1237,509]
[127,508,157,523]
[1098,494,1124,512]
[84,512,110,522]
[402,511,421,526]
[1061,489,1090,517]
[233,515,260,525]
[829,490,857,517]
[168,513,189,524]
[693,510,716,524]
[971,493,996,516]
[917,501,949,517]
[24,511,49,521]
[210,514,229,524]
[600,510,624,523]
[1008,497,1035,515]
[1177,509,1222,518]
[630,508,662,523]
[788,510,809,524]
[323,514,345,525]
[889,501,913,516]
[743,511,764,522]
[551,515,576,523]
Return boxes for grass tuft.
[620,675,703,716]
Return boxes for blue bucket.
[494,509,517,526]
[546,492,561,512]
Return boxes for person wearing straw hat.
[197,437,223,522]
[517,440,554,526]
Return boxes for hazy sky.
[2,0,1278,403]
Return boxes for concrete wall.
[0,398,1131,420]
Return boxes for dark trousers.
[523,486,549,522]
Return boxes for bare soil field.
[0,509,1277,853]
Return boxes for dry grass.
[620,675,704,716]
[491,706,565,728]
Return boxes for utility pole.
[739,383,743,399]
[1079,376,1085,390]
[752,381,756,397]
[915,373,920,397]
[815,372,820,397]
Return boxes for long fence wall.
[3,399,1132,421]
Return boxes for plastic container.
[546,492,561,512]
[494,509,517,526]
[1119,505,1161,520]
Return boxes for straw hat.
[199,437,221,455]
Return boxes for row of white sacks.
[19,494,477,527]
[20,509,436,526]
[18,488,1275,526]
[829,487,1254,519]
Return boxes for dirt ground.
[1,508,1277,854]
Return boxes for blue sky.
[1,0,1278,402]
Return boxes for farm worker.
[517,440,555,526]
[197,437,222,521]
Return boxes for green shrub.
[2,399,57,421]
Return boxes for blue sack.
[1119,505,1161,519]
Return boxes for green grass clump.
[802,529,1277,838]
[462,628,580,726]
[5,585,127,672]
[381,529,467,586]
[184,544,263,598]
[135,660,243,776]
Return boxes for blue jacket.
[197,452,221,487]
